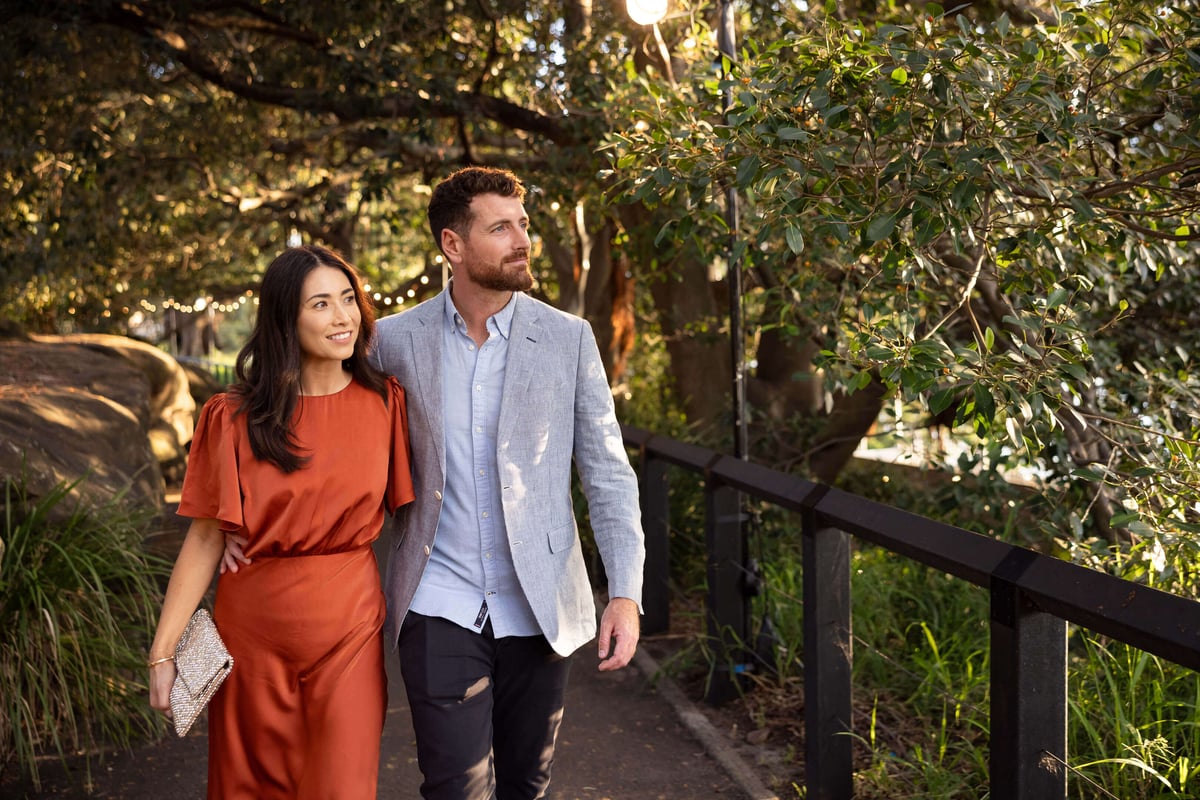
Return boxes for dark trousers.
[397,612,572,800]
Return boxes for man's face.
[447,193,533,293]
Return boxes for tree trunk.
[619,203,733,445]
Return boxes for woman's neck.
[299,364,351,397]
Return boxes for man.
[372,166,645,800]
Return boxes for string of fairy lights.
[133,272,435,317]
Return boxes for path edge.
[630,646,781,800]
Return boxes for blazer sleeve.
[570,320,646,609]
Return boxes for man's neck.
[449,282,513,345]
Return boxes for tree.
[608,0,1200,587]
[0,2,708,407]
[8,1,1198,587]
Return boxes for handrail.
[177,355,235,386]
[622,423,1200,800]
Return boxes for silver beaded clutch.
[169,608,233,737]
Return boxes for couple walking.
[147,167,646,799]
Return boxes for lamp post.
[626,0,747,462]
[626,1,752,706]
[716,0,746,462]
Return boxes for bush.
[0,473,170,789]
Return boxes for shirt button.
[485,552,493,560]
[481,511,490,519]
[475,384,482,391]
[468,344,476,351]
[478,469,485,476]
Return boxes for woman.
[147,245,414,798]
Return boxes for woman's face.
[296,265,360,367]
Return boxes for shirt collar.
[444,280,516,341]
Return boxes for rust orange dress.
[177,376,414,800]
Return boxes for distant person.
[372,166,645,799]
[148,244,414,798]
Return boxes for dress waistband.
[249,543,374,561]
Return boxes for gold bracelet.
[147,655,175,668]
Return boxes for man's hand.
[218,534,252,575]
[597,596,640,672]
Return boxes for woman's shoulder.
[190,390,243,446]
[198,390,237,417]
[346,374,405,404]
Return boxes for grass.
[0,472,171,790]
[652,496,1200,798]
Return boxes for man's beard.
[467,253,534,293]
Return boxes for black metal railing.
[624,424,1200,800]
[177,355,235,386]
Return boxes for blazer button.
[423,545,432,556]
[434,490,443,501]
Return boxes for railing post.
[705,481,748,705]
[803,515,854,800]
[990,550,1067,799]
[640,453,671,636]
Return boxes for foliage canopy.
[605,0,1200,587]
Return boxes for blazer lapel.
[498,294,542,445]
[409,295,447,474]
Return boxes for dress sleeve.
[385,377,416,514]
[176,393,245,531]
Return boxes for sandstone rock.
[40,333,198,467]
[176,358,226,411]
[0,343,163,515]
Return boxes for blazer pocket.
[547,522,578,554]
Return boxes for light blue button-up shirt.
[407,289,541,637]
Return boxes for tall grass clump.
[1066,636,1200,799]
[0,473,169,789]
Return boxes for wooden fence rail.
[623,425,1200,800]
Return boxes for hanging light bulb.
[626,0,667,25]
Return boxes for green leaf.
[865,213,897,243]
[930,387,960,416]
[736,155,761,188]
[777,126,809,141]
[785,225,805,255]
[891,67,908,84]
[972,384,996,422]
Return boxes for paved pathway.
[3,523,780,799]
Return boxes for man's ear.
[440,228,463,263]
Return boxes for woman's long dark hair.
[230,245,388,472]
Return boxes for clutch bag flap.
[169,608,233,736]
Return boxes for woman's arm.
[147,517,225,716]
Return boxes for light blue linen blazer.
[371,290,645,657]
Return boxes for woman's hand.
[219,534,252,574]
[149,659,177,718]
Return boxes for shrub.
[0,473,169,789]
